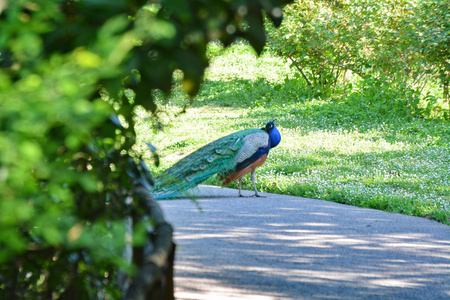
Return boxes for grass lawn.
[135,42,450,224]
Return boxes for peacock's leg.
[238,178,243,197]
[251,169,265,197]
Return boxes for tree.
[410,0,450,103]
[266,0,417,88]
[0,0,291,298]
[265,0,450,118]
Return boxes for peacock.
[152,120,281,199]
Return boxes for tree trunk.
[443,79,449,106]
[121,186,175,300]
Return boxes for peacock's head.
[263,119,277,132]
[264,119,281,148]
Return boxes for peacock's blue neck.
[268,125,281,149]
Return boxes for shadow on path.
[159,186,450,300]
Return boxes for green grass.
[135,41,450,224]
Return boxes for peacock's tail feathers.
[152,128,262,199]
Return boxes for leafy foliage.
[409,0,450,103]
[0,0,291,298]
[265,0,450,118]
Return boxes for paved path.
[159,186,450,300]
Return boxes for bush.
[266,0,450,118]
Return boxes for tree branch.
[288,55,312,86]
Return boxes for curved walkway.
[159,186,450,300]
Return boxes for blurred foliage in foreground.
[0,0,291,298]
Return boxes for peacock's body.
[152,120,281,199]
